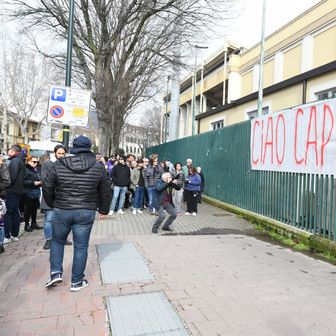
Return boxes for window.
[247,106,269,120]
[211,120,224,130]
[317,88,336,101]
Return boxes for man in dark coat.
[108,156,130,215]
[152,172,179,234]
[43,136,112,291]
[4,144,26,244]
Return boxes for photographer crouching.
[151,172,180,234]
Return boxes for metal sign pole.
[63,0,75,150]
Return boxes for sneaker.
[10,236,19,242]
[45,273,63,288]
[43,240,51,250]
[185,212,190,215]
[192,212,197,216]
[132,209,137,215]
[70,279,88,292]
[3,238,10,244]
[152,227,158,234]
[108,210,114,215]
[118,209,125,214]
[137,209,143,214]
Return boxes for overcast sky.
[203,0,321,59]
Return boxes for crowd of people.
[96,152,205,221]
[0,137,205,291]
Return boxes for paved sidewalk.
[1,203,336,335]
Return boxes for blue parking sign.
[51,87,66,102]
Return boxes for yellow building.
[0,109,40,152]
[171,0,336,137]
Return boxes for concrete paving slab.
[0,202,336,336]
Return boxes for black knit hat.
[70,135,92,154]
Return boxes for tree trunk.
[98,124,109,156]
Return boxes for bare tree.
[141,105,162,143]
[0,42,59,143]
[4,0,237,154]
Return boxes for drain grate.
[97,243,153,284]
[106,291,189,336]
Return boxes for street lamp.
[192,45,208,136]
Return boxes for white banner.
[250,98,336,175]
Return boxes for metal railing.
[148,121,336,241]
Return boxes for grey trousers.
[152,203,177,230]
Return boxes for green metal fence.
[148,121,336,241]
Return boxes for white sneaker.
[3,238,10,244]
[11,236,19,242]
[192,212,197,216]
[108,210,114,216]
[185,212,190,215]
[137,209,143,214]
[118,209,125,214]
[132,209,137,215]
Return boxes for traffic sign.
[50,106,64,118]
[47,85,91,127]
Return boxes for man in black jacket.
[4,144,26,244]
[43,136,111,291]
[108,156,130,215]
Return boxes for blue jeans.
[44,210,54,240]
[147,187,156,212]
[50,208,95,284]
[134,186,144,209]
[110,186,128,211]
[4,193,21,239]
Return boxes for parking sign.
[47,85,91,127]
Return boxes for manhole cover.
[106,292,189,335]
[97,243,153,284]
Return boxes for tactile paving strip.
[106,291,189,336]
[97,243,153,284]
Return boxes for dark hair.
[137,159,143,164]
[11,144,22,153]
[95,152,102,156]
[188,166,196,174]
[54,144,66,154]
[174,162,182,169]
[39,154,50,164]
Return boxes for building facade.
[0,109,40,153]
[168,0,336,138]
[120,123,160,158]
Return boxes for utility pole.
[257,0,267,117]
[63,0,75,150]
